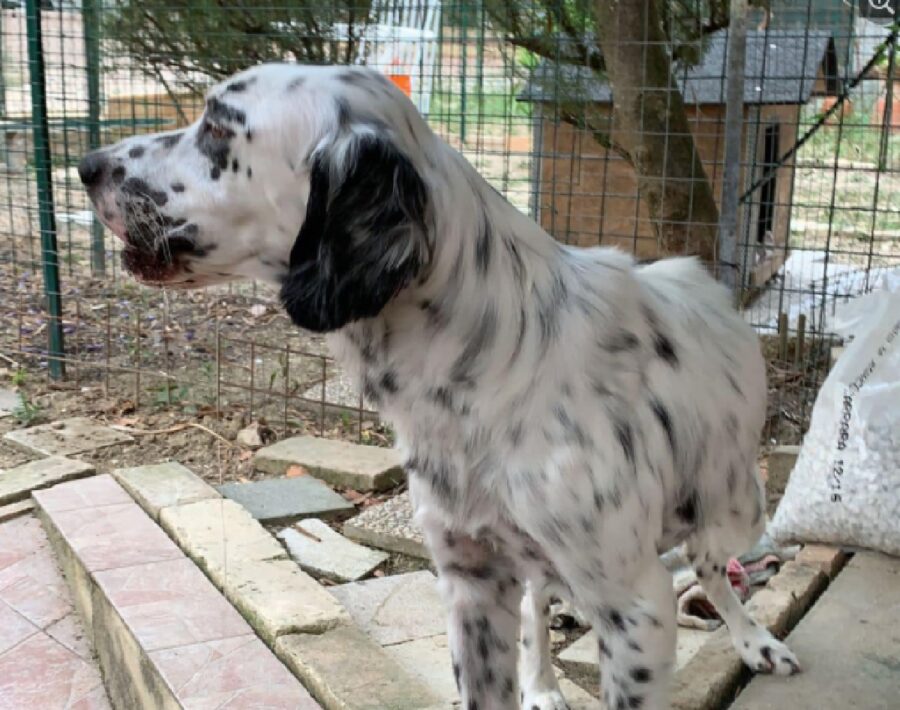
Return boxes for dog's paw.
[737,626,800,676]
[521,688,571,710]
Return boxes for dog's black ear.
[280,133,429,332]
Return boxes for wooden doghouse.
[519,29,840,285]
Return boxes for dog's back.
[635,256,767,552]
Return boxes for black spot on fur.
[650,398,676,457]
[225,78,254,92]
[676,491,699,524]
[232,158,239,173]
[630,667,651,683]
[287,76,305,91]
[615,419,635,464]
[128,145,145,159]
[605,330,639,353]
[121,177,167,206]
[210,167,221,180]
[247,167,252,179]
[475,214,492,275]
[450,307,497,385]
[379,370,398,394]
[654,331,679,366]
[206,97,246,126]
[245,129,253,142]
[155,132,182,148]
[725,371,745,399]
[111,165,126,184]
[171,182,185,193]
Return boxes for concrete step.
[0,514,110,708]
[110,461,441,709]
[32,474,320,709]
[731,552,900,710]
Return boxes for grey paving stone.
[0,388,21,418]
[218,476,354,524]
[558,678,603,709]
[278,520,388,583]
[558,627,712,675]
[112,461,219,520]
[3,417,132,456]
[276,626,442,710]
[328,570,446,647]
[732,552,900,710]
[342,491,429,559]
[0,456,95,506]
[159,498,348,641]
[384,634,458,707]
[254,436,404,492]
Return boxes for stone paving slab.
[558,677,603,709]
[278,519,388,583]
[276,626,442,710]
[558,626,712,675]
[733,552,900,709]
[3,417,132,457]
[255,436,404,492]
[34,475,319,709]
[328,570,446,647]
[160,498,348,641]
[112,461,219,520]
[384,634,458,706]
[0,388,21,418]
[219,476,354,524]
[0,456,95,506]
[0,514,110,709]
[342,491,429,559]
[0,499,35,523]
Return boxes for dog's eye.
[208,124,229,140]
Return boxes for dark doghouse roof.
[518,29,840,106]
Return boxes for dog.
[79,64,799,709]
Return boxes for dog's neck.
[330,142,581,436]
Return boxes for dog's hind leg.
[520,578,570,709]
[686,531,800,676]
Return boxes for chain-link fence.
[1,1,897,462]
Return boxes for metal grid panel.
[0,1,897,451]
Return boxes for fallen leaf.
[286,464,308,478]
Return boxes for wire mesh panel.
[0,0,897,459]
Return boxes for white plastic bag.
[770,273,900,555]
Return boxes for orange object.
[387,74,412,97]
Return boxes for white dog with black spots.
[79,64,799,710]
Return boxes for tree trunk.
[594,0,720,267]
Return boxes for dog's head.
[79,64,432,332]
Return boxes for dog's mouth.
[118,204,205,288]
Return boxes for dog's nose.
[78,150,107,187]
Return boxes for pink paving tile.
[49,502,182,573]
[0,516,47,571]
[150,635,320,709]
[46,612,93,661]
[32,474,131,514]
[0,545,73,630]
[0,632,107,710]
[0,600,38,656]
[94,558,251,652]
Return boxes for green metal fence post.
[25,0,65,379]
[83,0,105,276]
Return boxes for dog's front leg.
[422,522,523,709]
